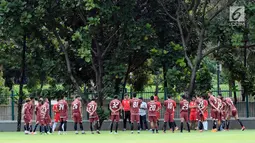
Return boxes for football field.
[0,130,253,143]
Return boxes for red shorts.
[211,109,219,120]
[73,113,82,123]
[110,115,120,122]
[24,114,32,124]
[164,113,174,122]
[148,116,157,123]
[131,114,140,123]
[156,112,160,120]
[39,118,45,125]
[232,110,237,117]
[203,111,208,120]
[36,115,41,123]
[89,116,99,123]
[44,117,51,125]
[190,112,197,121]
[180,112,188,122]
[54,114,60,122]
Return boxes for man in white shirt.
[139,97,148,130]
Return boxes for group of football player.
[22,91,245,135]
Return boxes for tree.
[157,0,237,97]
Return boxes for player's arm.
[109,103,114,113]
[209,100,217,109]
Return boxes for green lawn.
[0,130,253,143]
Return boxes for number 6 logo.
[230,6,245,22]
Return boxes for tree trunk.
[229,78,233,97]
[53,31,83,96]
[233,80,237,104]
[187,67,197,97]
[122,56,131,99]
[17,34,26,132]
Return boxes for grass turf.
[0,130,253,143]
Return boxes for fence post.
[11,90,14,121]
[246,95,249,118]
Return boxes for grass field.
[0,130,253,143]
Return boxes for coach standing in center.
[122,93,131,131]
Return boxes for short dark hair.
[133,92,137,98]
[75,95,80,99]
[124,93,129,97]
[139,97,143,100]
[114,95,118,99]
[181,95,186,99]
[150,96,154,100]
[208,91,212,94]
[167,95,171,99]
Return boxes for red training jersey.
[164,99,176,114]
[58,99,68,117]
[23,103,31,115]
[147,101,158,117]
[122,99,130,111]
[87,101,98,117]
[180,99,189,112]
[110,99,122,115]
[130,98,142,115]
[189,101,197,113]
[72,99,81,114]
[225,98,236,110]
[203,99,208,112]
[208,95,218,110]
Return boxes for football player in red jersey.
[201,96,209,130]
[72,96,85,134]
[223,97,245,131]
[52,98,60,132]
[22,98,32,134]
[130,93,142,134]
[163,95,176,133]
[208,92,220,132]
[43,98,52,134]
[87,98,100,134]
[147,96,159,133]
[29,97,35,133]
[180,95,190,133]
[109,96,122,134]
[122,93,131,131]
[58,96,68,135]
[189,97,197,130]
[32,98,43,134]
[154,94,161,129]
[196,95,206,132]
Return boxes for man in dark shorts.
[122,93,131,131]
[180,95,190,133]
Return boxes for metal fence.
[0,90,254,121]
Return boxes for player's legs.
[130,114,134,132]
[136,115,141,133]
[89,119,94,133]
[170,114,175,133]
[233,111,245,130]
[185,113,190,132]
[33,121,39,133]
[123,111,127,130]
[52,122,58,132]
[110,115,115,133]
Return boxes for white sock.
[52,122,58,132]
[62,124,64,131]
[203,121,208,130]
